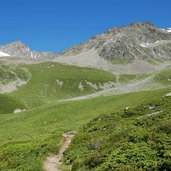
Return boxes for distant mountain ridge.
[1,22,171,63]
[0,41,58,58]
[61,22,171,63]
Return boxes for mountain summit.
[60,22,171,63]
[1,22,171,69]
[0,41,57,58]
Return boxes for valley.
[0,22,171,171]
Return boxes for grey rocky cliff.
[61,22,171,63]
[1,22,171,63]
[0,41,58,59]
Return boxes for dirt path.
[44,132,76,171]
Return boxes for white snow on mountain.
[167,28,171,33]
[0,51,11,57]
[161,28,171,33]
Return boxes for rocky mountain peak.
[129,21,157,28]
[61,22,171,63]
[10,41,30,50]
[0,41,57,59]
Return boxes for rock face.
[0,41,58,59]
[14,109,26,114]
[1,22,171,63]
[61,22,171,63]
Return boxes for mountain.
[163,28,171,33]
[0,41,58,58]
[57,22,171,66]
[1,22,171,73]
[0,51,11,57]
[1,22,171,171]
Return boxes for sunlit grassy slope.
[1,62,171,170]
[0,62,29,85]
[64,90,171,171]
[11,62,116,108]
[154,67,171,85]
[0,95,26,114]
[0,86,171,170]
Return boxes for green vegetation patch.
[11,62,116,108]
[119,74,149,83]
[0,62,30,85]
[0,94,26,114]
[64,96,171,171]
[0,87,169,170]
[154,67,171,85]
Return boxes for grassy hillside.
[154,67,171,85]
[118,74,149,84]
[11,62,116,108]
[1,61,171,171]
[0,62,30,85]
[0,86,171,170]
[64,93,171,171]
[0,95,26,114]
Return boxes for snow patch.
[140,40,167,48]
[0,51,11,57]
[167,28,171,33]
[140,43,151,47]
[161,28,171,33]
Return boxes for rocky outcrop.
[61,22,171,63]
[0,41,58,59]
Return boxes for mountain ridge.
[1,22,171,66]
[60,22,171,63]
[0,40,58,58]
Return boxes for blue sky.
[0,0,171,52]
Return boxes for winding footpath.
[44,132,76,171]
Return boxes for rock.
[124,107,131,112]
[148,106,155,110]
[147,104,156,110]
[162,92,171,98]
[78,82,84,91]
[61,22,171,63]
[56,80,63,87]
[66,159,71,165]
[13,109,26,114]
[0,41,58,59]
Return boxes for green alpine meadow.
[0,1,171,170]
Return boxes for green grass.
[64,92,171,171]
[147,59,159,65]
[154,67,171,85]
[11,62,116,108]
[0,86,171,170]
[0,62,30,85]
[119,74,137,83]
[119,74,149,83]
[1,61,171,170]
[0,95,26,114]
[112,60,129,65]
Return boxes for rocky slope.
[0,41,58,58]
[1,22,171,69]
[61,22,171,63]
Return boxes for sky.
[0,0,171,52]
